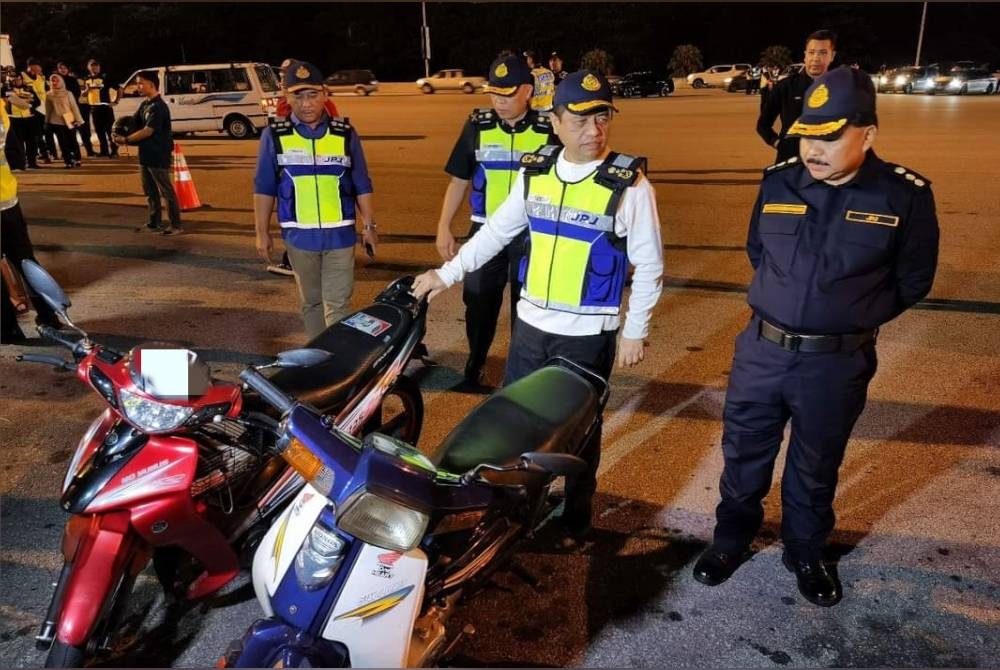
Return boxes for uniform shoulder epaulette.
[470,108,498,127]
[530,113,553,134]
[519,144,560,174]
[595,151,646,190]
[886,163,931,189]
[328,116,352,135]
[268,116,293,135]
[763,155,802,176]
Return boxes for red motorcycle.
[16,260,427,667]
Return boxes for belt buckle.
[780,332,801,351]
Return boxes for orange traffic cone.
[171,144,202,211]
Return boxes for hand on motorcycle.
[410,270,447,301]
[256,232,274,264]
[435,230,457,261]
[617,336,646,368]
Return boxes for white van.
[117,62,280,139]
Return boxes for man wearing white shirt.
[412,70,664,539]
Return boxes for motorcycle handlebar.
[239,367,295,416]
[36,325,82,352]
[15,353,77,372]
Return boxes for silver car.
[416,69,485,94]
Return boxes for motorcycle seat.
[429,365,599,476]
[268,304,412,411]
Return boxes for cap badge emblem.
[295,65,310,79]
[581,74,602,92]
[495,63,508,78]
[807,84,829,109]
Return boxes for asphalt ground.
[1,84,998,667]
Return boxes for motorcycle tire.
[44,640,85,668]
[368,374,424,445]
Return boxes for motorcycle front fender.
[55,511,150,647]
[229,618,350,668]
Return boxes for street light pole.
[914,1,928,66]
[420,1,431,78]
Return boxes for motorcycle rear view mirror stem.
[20,259,88,338]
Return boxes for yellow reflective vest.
[518,146,645,316]
[1,104,18,210]
[469,109,552,223]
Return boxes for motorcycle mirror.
[274,348,333,368]
[20,259,71,315]
[520,452,587,479]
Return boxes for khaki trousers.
[286,243,355,340]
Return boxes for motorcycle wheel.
[369,374,424,445]
[44,641,85,668]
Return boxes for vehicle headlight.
[337,489,429,553]
[948,79,962,88]
[294,517,347,590]
[895,75,909,84]
[119,388,193,433]
[686,74,694,81]
[880,75,889,84]
[724,77,733,83]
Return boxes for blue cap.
[552,70,619,115]
[788,66,877,140]
[284,61,325,92]
[483,55,533,95]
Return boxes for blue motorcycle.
[221,346,608,667]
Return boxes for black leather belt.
[756,317,875,353]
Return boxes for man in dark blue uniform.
[693,66,939,606]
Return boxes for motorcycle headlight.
[119,388,193,433]
[337,489,429,553]
[294,517,347,591]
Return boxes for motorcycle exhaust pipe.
[35,562,73,650]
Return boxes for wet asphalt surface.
[1,83,998,667]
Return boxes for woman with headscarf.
[44,73,83,168]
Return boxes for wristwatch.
[363,222,377,231]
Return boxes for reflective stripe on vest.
[275,129,352,230]
[521,165,627,316]
[471,123,550,223]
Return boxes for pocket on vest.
[582,253,623,304]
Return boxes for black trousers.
[51,125,80,165]
[504,318,618,527]
[43,123,59,160]
[1,203,59,336]
[9,117,38,167]
[76,104,95,156]
[91,105,116,156]
[712,320,877,561]
[774,137,800,163]
[461,221,526,377]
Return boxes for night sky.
[3,3,999,80]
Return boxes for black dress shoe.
[782,551,842,607]
[692,547,752,586]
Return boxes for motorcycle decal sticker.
[342,312,392,337]
[332,584,415,621]
[372,550,402,579]
[272,513,291,580]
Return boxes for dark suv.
[324,69,379,96]
[614,71,674,98]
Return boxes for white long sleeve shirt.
[437,151,664,340]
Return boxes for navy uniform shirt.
[746,151,939,334]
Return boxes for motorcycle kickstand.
[438,624,475,666]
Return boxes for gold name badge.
[845,210,899,227]
[761,203,808,215]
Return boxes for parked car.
[416,69,485,94]
[878,66,926,94]
[324,69,379,96]
[686,63,751,88]
[614,71,674,97]
[777,63,804,81]
[940,66,998,95]
[118,62,278,139]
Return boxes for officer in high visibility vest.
[414,70,664,539]
[435,54,558,390]
[6,72,41,169]
[22,58,56,164]
[253,61,377,340]
[523,50,555,113]
[1,102,61,343]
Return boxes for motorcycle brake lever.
[15,354,78,372]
